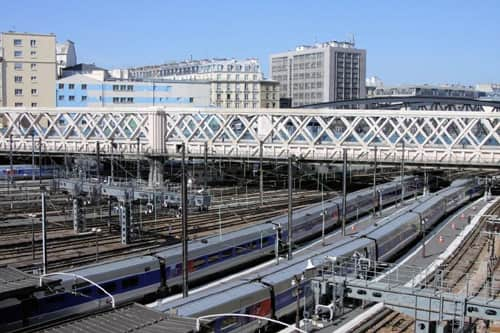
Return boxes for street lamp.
[91,227,101,262]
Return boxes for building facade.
[56,73,211,107]
[56,40,77,77]
[0,32,57,107]
[270,40,366,107]
[128,58,279,108]
[476,83,500,101]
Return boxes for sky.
[1,0,499,86]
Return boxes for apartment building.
[0,32,57,107]
[128,58,279,108]
[270,40,366,107]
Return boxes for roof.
[37,303,198,333]
[63,63,106,72]
[0,266,55,300]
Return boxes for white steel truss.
[0,107,499,166]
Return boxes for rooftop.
[0,266,56,300]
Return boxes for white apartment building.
[56,40,77,77]
[270,40,366,107]
[0,31,57,107]
[129,58,279,108]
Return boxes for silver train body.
[158,178,483,333]
[1,177,422,331]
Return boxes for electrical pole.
[342,149,347,236]
[259,140,264,206]
[288,155,293,260]
[181,143,189,297]
[110,138,114,185]
[38,138,42,187]
[401,140,405,204]
[32,134,35,181]
[373,145,377,218]
[96,141,100,181]
[136,138,140,183]
[204,141,208,189]
[41,192,47,274]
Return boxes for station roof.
[37,303,198,333]
[0,266,55,300]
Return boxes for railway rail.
[352,199,500,333]
[0,188,334,273]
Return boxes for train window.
[357,290,367,295]
[144,266,151,272]
[192,258,206,270]
[98,282,116,294]
[249,241,259,250]
[208,253,220,264]
[372,292,382,298]
[467,306,479,313]
[221,316,238,329]
[486,309,497,316]
[122,276,139,289]
[221,249,233,258]
[236,246,247,255]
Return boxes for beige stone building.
[129,58,280,109]
[0,32,57,107]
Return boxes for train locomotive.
[1,176,422,331]
[157,178,483,332]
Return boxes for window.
[31,75,37,81]
[122,276,139,289]
[98,282,116,294]
[30,50,37,57]
[120,97,126,103]
[14,76,22,83]
[81,84,87,90]
[14,50,22,57]
[14,102,23,107]
[31,63,37,70]
[127,85,133,91]
[126,97,134,103]
[30,39,36,47]
[58,95,64,101]
[81,96,87,101]
[113,85,119,91]
[31,88,38,95]
[31,102,37,107]
[15,63,22,70]
[68,84,75,90]
[58,83,64,89]
[120,85,126,91]
[113,97,119,103]
[189,97,194,103]
[69,95,75,101]
[13,39,22,46]
[14,89,22,96]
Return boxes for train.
[1,176,423,331]
[0,164,58,180]
[157,178,484,332]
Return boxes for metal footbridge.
[0,107,499,167]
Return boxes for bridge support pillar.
[148,159,164,187]
[119,201,131,245]
[72,197,85,233]
[147,110,166,154]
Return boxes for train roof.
[67,255,158,279]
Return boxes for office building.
[0,31,57,107]
[270,40,366,107]
[128,58,279,108]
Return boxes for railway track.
[0,188,334,272]
[352,199,500,333]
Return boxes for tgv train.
[0,164,57,180]
[1,177,422,331]
[157,178,483,332]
